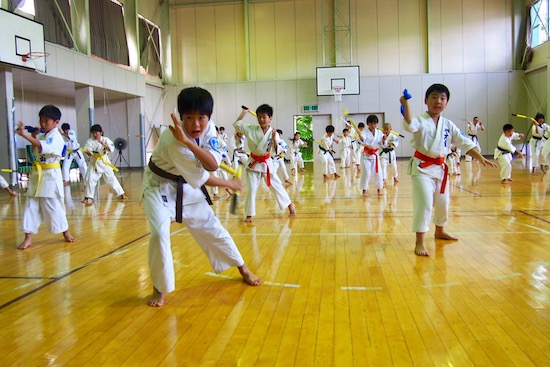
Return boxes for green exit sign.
[302,105,319,113]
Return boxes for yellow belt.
[92,154,119,172]
[31,161,61,197]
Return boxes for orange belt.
[249,153,271,186]
[414,151,448,194]
[364,147,379,173]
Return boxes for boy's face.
[425,91,448,115]
[181,112,210,139]
[383,127,391,135]
[343,131,349,137]
[504,129,514,137]
[327,131,333,137]
[295,134,300,139]
[367,122,377,132]
[92,131,103,140]
[473,117,479,124]
[39,116,59,133]
[257,113,272,129]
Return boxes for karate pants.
[380,152,398,180]
[22,195,69,234]
[143,188,244,294]
[245,170,292,217]
[62,151,87,182]
[85,167,125,199]
[291,152,304,171]
[530,138,545,168]
[542,139,550,165]
[360,155,383,190]
[464,136,480,162]
[273,158,289,180]
[341,148,352,167]
[211,168,228,195]
[497,154,513,180]
[321,152,336,175]
[411,174,449,233]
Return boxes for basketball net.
[22,52,49,74]
[332,87,343,102]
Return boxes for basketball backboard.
[316,66,360,96]
[0,8,45,71]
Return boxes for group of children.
[6,83,549,307]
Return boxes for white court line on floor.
[340,286,383,291]
[520,223,550,235]
[492,272,522,280]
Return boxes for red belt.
[364,147,379,173]
[250,153,271,186]
[414,151,448,193]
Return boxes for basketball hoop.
[332,87,343,102]
[22,52,50,74]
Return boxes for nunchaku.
[511,113,537,155]
[241,105,257,117]
[219,163,242,214]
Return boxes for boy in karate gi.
[380,122,400,185]
[234,105,296,223]
[211,126,230,199]
[464,117,485,162]
[15,105,76,250]
[60,123,87,185]
[289,132,307,175]
[529,113,548,173]
[272,129,292,185]
[142,87,261,307]
[319,125,340,180]
[339,128,353,168]
[494,124,524,184]
[359,115,384,196]
[230,130,248,171]
[81,125,127,205]
[400,84,495,256]
[352,122,365,175]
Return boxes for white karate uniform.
[83,136,125,199]
[319,133,337,175]
[404,113,476,233]
[446,146,461,175]
[542,135,550,166]
[211,134,229,196]
[359,128,384,191]
[233,119,292,217]
[289,139,306,171]
[0,175,8,189]
[465,122,483,161]
[142,122,244,294]
[61,129,87,182]
[22,128,70,235]
[230,134,248,171]
[494,132,521,180]
[339,136,353,168]
[380,133,400,181]
[351,129,363,166]
[272,137,290,180]
[529,123,548,169]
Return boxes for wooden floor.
[0,159,549,366]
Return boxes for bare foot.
[288,203,296,217]
[245,216,253,223]
[300,168,306,172]
[213,194,219,200]
[393,177,399,183]
[285,179,292,185]
[434,227,458,241]
[362,190,369,197]
[238,265,262,286]
[81,197,94,206]
[63,230,76,243]
[119,194,128,201]
[415,243,430,256]
[377,189,383,196]
[323,174,329,180]
[501,179,510,184]
[334,173,340,179]
[291,168,295,176]
[148,287,165,307]
[18,234,32,250]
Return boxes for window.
[531,0,550,47]
[12,0,35,17]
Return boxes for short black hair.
[366,115,378,124]
[343,128,349,133]
[276,129,283,135]
[425,83,450,101]
[358,122,365,128]
[90,124,103,133]
[326,125,335,133]
[219,126,225,131]
[39,105,61,121]
[177,87,214,118]
[535,112,545,121]
[61,123,70,130]
[503,123,514,132]
[256,104,273,117]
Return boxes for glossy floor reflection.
[0,159,549,366]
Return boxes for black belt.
[319,146,334,157]
[497,146,512,154]
[382,148,394,154]
[148,160,212,223]
[532,136,542,140]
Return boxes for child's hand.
[481,157,498,167]
[518,133,525,139]
[227,177,244,191]
[15,121,26,136]
[169,113,192,146]
[516,151,524,159]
